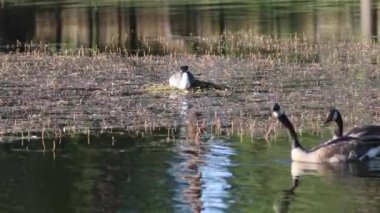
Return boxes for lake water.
[0,1,380,213]
[2,131,380,212]
[0,0,378,52]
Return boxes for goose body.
[291,136,360,163]
[169,65,195,90]
[272,103,380,163]
[325,108,380,139]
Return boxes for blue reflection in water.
[168,95,236,212]
[169,136,236,213]
[201,138,236,212]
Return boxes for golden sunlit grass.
[144,83,177,93]
[143,83,192,94]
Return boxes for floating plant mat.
[144,83,190,94]
[144,80,230,95]
[0,37,378,139]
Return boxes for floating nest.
[144,80,230,94]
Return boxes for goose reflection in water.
[274,160,380,213]
[180,111,204,212]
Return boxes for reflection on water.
[1,130,380,211]
[275,160,380,213]
[291,160,380,178]
[0,0,378,52]
[0,132,177,212]
[229,134,380,212]
[169,136,236,212]
[201,139,235,211]
[0,123,236,212]
[168,94,235,212]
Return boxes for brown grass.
[0,33,379,142]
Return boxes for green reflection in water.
[0,130,380,212]
[118,142,174,212]
[228,135,291,212]
[0,132,175,212]
[0,0,364,53]
[228,132,380,213]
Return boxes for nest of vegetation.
[0,33,379,142]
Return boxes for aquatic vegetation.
[0,33,378,143]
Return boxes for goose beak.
[324,114,333,125]
[325,109,338,125]
[324,117,332,125]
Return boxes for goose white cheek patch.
[272,108,284,118]
[272,111,279,118]
[333,111,338,120]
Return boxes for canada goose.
[325,108,380,139]
[272,103,380,163]
[169,65,195,90]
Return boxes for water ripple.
[168,136,236,212]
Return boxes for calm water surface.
[1,0,380,212]
[1,131,380,212]
[0,0,378,52]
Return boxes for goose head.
[180,65,189,73]
[272,103,285,118]
[324,108,341,124]
[324,108,343,137]
[272,103,303,149]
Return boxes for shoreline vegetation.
[0,34,379,143]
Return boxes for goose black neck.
[335,113,343,137]
[277,114,304,150]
